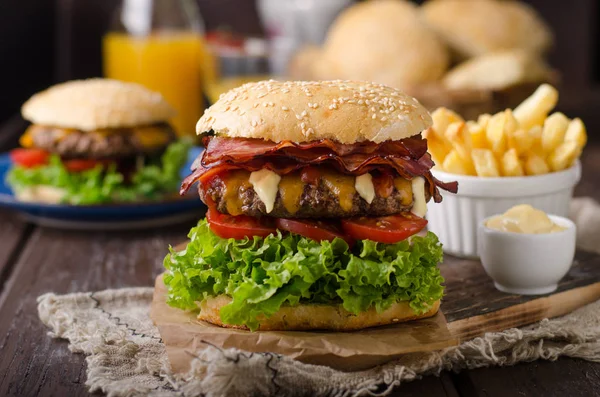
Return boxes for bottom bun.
[198,295,441,331]
[14,185,66,204]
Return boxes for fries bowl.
[427,161,581,258]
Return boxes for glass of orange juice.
[103,0,214,136]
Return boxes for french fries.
[443,150,473,175]
[541,112,569,153]
[501,149,525,176]
[425,84,586,177]
[513,84,558,130]
[472,149,500,177]
[486,112,508,156]
[525,154,550,175]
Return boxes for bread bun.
[196,80,432,143]
[422,0,552,58]
[443,50,553,91]
[318,0,449,90]
[22,79,176,131]
[14,186,66,204]
[199,295,441,331]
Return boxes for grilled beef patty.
[200,170,427,218]
[23,123,176,159]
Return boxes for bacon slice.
[181,136,458,202]
[201,136,428,165]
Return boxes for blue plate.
[0,147,206,230]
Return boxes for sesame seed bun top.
[22,79,176,131]
[196,80,432,144]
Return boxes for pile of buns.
[289,0,553,95]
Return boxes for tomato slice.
[10,148,50,168]
[341,213,427,244]
[63,159,110,173]
[276,218,354,246]
[206,208,276,240]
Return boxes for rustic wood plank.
[0,209,31,295]
[389,373,459,397]
[0,222,194,396]
[452,357,600,397]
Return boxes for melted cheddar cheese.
[278,173,304,214]
[320,169,356,212]
[222,170,251,216]
[393,178,413,206]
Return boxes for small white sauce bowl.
[427,161,581,258]
[477,215,576,295]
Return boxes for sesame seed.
[381,116,387,121]
[372,114,377,119]
[251,120,258,127]
[305,127,314,136]
[357,100,364,105]
[257,92,267,98]
[300,122,306,129]
[296,114,303,120]
[281,106,289,111]
[301,110,307,117]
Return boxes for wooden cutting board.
[442,250,600,340]
[152,248,600,371]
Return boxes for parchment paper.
[150,274,458,372]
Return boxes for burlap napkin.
[38,197,600,397]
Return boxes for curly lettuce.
[164,220,445,331]
[6,140,191,205]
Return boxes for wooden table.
[0,120,599,396]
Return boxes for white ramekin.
[427,161,581,258]
[478,215,576,295]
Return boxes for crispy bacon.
[201,136,428,165]
[373,172,394,199]
[181,136,458,201]
[300,166,320,186]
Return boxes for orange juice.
[103,32,213,136]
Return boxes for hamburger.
[164,80,457,331]
[7,79,191,205]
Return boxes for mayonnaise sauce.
[486,204,566,234]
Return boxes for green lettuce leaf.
[6,139,191,205]
[163,220,445,331]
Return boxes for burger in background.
[164,80,457,331]
[7,79,191,205]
